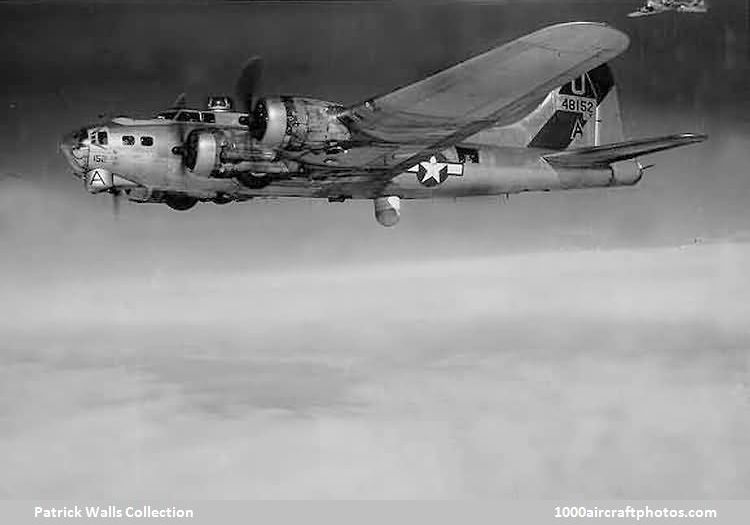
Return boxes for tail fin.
[463,63,707,184]
[508,63,624,150]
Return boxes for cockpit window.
[97,131,108,145]
[155,111,177,120]
[140,136,154,147]
[201,112,215,123]
[122,135,135,146]
[176,111,201,122]
[74,128,89,142]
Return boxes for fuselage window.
[155,111,177,120]
[176,111,201,122]
[97,131,108,146]
[122,135,135,146]
[456,146,479,164]
[238,115,249,126]
[140,136,154,147]
[201,112,215,123]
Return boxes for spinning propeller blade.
[169,102,190,177]
[235,56,264,114]
[172,92,188,109]
[104,188,122,219]
[171,57,263,175]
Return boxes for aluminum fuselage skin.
[64,119,641,204]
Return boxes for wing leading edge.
[340,22,630,177]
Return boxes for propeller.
[169,92,191,177]
[109,189,122,219]
[171,57,263,174]
[235,56,264,114]
[171,92,188,110]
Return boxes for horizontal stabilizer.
[543,133,707,167]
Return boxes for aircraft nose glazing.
[60,128,90,176]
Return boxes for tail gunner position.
[60,22,706,226]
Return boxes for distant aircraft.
[60,22,706,227]
[628,0,708,18]
[0,172,26,183]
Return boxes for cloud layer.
[2,243,748,499]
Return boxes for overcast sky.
[1,0,749,500]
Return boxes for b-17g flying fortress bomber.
[628,0,708,18]
[60,22,706,227]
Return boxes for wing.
[335,22,629,178]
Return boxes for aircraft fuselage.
[63,119,642,206]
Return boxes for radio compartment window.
[456,146,479,164]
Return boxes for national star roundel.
[407,153,464,187]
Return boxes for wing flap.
[543,134,708,167]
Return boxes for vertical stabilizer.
[527,63,622,150]
[464,64,627,151]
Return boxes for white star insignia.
[407,154,464,186]
[421,156,446,184]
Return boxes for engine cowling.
[250,96,351,151]
[181,129,293,178]
[184,130,221,178]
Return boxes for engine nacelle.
[182,129,293,178]
[250,96,351,151]
[184,130,222,178]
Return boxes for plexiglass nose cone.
[60,128,89,175]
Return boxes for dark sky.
[2,2,750,500]
[0,0,748,276]
[0,0,746,282]
[1,0,747,165]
